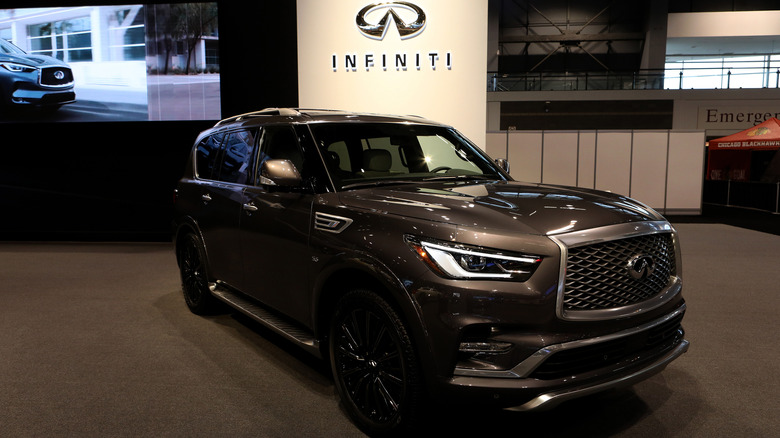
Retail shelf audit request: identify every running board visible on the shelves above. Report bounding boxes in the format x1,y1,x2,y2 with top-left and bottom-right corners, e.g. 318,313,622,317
210,284,322,358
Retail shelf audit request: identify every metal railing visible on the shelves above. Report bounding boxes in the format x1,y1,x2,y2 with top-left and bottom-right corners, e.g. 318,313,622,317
488,66,780,92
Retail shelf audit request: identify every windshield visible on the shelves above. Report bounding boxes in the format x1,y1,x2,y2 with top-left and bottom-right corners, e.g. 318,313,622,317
310,123,506,190
0,39,26,55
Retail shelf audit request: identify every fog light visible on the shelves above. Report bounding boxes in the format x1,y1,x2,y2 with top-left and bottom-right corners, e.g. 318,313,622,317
459,341,512,353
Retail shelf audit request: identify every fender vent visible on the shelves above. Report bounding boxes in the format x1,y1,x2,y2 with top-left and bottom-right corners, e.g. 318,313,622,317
314,212,353,234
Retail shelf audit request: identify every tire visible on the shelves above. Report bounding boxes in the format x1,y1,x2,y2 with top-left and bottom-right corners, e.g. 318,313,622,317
177,233,220,315
329,289,423,436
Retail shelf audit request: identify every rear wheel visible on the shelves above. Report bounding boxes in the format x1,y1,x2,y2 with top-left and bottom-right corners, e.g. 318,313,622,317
177,233,220,314
329,289,423,436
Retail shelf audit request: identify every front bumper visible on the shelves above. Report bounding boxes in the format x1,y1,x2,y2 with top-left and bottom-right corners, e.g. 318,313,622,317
433,305,689,409
11,87,76,106
507,338,689,411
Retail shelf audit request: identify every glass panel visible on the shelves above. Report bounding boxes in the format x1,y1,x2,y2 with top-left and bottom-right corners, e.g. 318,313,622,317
259,127,304,172
218,130,256,184
196,133,225,180
68,49,92,62
29,37,52,52
325,141,351,172
67,33,92,49
124,46,145,60
124,27,145,45
62,17,90,33
418,135,483,174
310,123,501,189
28,23,52,37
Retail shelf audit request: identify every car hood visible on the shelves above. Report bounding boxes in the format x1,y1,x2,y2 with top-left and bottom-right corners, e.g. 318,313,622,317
0,53,70,68
337,180,664,236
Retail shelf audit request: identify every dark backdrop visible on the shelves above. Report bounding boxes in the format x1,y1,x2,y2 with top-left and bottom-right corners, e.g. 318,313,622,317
0,1,299,240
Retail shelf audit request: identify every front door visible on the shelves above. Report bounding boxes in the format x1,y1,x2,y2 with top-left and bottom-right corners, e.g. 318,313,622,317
237,125,315,325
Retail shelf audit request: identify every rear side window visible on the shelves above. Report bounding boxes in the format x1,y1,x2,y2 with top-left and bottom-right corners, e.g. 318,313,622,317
195,133,225,180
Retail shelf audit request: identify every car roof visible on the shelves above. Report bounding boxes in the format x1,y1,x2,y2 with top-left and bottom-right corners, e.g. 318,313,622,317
211,108,446,130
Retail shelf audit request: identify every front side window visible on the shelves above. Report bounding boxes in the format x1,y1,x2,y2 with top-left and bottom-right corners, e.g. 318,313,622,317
255,126,305,185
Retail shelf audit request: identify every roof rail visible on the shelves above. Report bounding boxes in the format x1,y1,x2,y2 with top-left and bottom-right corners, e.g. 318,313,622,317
214,108,301,126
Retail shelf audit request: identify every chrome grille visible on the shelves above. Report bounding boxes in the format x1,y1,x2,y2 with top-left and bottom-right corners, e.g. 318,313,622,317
564,233,676,311
40,67,74,87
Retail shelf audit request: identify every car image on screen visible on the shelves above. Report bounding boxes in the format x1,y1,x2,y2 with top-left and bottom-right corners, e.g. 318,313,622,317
0,38,75,114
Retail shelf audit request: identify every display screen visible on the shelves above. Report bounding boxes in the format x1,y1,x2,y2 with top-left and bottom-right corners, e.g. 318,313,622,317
0,3,220,122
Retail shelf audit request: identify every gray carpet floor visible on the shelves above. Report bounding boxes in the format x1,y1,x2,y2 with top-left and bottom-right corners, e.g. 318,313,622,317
1,223,778,437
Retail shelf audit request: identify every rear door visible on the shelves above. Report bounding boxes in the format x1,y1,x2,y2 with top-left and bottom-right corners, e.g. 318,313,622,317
189,129,258,286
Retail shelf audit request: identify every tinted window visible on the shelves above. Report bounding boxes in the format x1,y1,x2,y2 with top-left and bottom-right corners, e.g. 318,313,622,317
309,123,502,189
326,141,351,172
217,130,257,184
256,126,305,184
195,132,225,180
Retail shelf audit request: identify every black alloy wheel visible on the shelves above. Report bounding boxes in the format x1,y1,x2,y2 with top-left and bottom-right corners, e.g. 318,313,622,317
178,233,218,314
330,289,422,435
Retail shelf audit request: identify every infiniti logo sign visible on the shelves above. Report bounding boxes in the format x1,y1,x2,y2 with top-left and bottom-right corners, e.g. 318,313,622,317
53,70,65,80
627,255,656,280
356,2,426,40
332,1,451,72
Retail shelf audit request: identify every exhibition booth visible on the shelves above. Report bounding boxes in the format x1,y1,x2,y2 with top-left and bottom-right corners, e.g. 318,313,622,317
706,117,780,181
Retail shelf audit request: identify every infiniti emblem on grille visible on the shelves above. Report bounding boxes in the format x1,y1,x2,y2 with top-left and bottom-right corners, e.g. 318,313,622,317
627,255,655,280
356,2,426,40
53,70,65,80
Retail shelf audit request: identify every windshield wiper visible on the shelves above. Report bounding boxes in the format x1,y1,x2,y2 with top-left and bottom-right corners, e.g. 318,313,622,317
340,180,420,190
421,174,498,182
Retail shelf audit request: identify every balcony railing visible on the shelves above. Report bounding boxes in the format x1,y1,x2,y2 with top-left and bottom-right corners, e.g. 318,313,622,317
489,66,780,92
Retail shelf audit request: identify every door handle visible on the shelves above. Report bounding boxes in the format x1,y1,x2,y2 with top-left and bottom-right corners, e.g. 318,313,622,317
243,202,258,212
201,193,212,202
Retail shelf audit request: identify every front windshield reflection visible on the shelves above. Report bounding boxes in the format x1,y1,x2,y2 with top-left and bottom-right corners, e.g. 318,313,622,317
309,123,505,190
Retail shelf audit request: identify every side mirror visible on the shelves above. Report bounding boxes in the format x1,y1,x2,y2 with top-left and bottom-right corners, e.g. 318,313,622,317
495,158,510,174
258,159,302,187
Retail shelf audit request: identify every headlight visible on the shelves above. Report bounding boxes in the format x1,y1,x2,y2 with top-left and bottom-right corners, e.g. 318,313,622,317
0,62,37,73
406,236,542,281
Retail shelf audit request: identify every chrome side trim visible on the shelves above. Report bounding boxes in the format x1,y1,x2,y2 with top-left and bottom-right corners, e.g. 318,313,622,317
506,339,689,412
454,304,686,379
549,220,682,321
551,220,673,248
314,212,353,233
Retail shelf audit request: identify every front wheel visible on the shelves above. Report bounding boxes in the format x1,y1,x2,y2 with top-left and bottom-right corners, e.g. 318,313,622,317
329,289,423,436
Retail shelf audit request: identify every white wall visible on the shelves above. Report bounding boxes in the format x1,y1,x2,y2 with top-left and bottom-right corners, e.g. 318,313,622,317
297,0,488,147
487,130,706,214
668,11,780,38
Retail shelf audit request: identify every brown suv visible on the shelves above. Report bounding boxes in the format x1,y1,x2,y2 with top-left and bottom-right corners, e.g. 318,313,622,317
173,108,688,435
